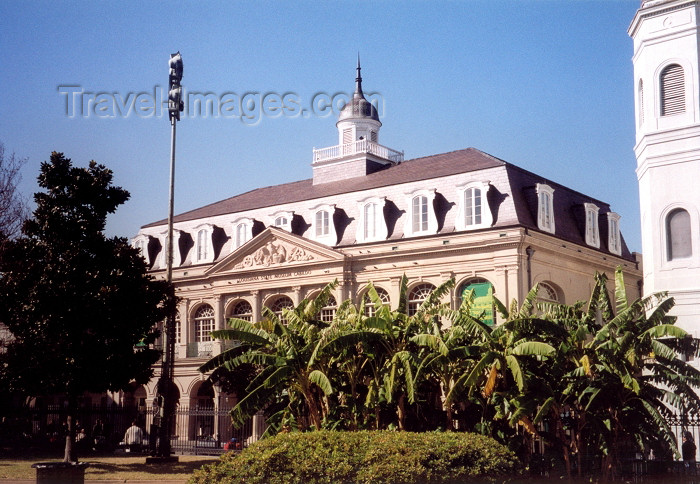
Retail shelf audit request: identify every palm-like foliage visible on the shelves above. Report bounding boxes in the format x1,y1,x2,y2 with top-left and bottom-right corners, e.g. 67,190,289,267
198,281,338,432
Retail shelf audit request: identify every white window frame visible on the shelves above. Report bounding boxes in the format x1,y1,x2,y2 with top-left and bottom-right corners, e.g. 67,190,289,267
193,223,215,263
231,218,254,252
607,212,622,256
270,211,294,232
158,229,182,268
131,234,151,265
660,63,685,116
536,184,555,234
229,299,253,322
356,196,388,243
194,304,215,343
405,189,437,237
584,203,600,248
456,181,492,231
309,203,336,245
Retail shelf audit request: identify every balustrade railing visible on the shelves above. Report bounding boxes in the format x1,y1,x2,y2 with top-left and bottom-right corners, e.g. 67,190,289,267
313,140,403,163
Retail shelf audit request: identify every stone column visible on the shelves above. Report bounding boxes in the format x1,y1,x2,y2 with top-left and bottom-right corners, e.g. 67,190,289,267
251,290,261,322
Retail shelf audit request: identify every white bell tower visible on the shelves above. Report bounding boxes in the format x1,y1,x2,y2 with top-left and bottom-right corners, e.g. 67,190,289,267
629,0,700,333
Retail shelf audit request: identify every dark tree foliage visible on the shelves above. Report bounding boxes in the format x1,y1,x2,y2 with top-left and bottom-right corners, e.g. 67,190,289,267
0,152,170,462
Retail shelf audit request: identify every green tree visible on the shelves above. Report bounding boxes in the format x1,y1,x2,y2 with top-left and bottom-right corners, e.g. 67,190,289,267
200,281,338,433
0,152,169,462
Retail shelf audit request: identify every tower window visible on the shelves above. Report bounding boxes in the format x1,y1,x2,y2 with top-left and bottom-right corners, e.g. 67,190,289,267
667,208,692,260
661,64,685,116
638,79,644,126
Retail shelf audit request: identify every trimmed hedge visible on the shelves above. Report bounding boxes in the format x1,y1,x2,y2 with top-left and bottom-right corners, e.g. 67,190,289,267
188,430,521,484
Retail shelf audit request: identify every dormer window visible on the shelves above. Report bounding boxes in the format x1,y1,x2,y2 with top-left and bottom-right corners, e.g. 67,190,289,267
316,211,329,236
584,203,600,248
310,203,337,245
607,212,621,255
158,229,182,268
456,181,493,231
536,183,555,234
357,196,387,243
270,211,293,232
131,234,151,265
405,189,437,237
193,223,215,263
232,218,254,252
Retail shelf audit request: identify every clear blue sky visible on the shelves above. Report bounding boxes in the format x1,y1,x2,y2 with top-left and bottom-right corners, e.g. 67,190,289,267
0,0,644,252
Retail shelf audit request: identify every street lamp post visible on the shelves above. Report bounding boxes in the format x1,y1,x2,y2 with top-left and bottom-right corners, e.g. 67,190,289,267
148,51,184,463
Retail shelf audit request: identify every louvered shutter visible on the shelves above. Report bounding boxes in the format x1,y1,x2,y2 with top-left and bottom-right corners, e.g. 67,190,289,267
661,64,685,116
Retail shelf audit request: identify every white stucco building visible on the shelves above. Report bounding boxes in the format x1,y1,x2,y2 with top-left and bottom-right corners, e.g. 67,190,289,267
630,0,700,333
127,61,642,420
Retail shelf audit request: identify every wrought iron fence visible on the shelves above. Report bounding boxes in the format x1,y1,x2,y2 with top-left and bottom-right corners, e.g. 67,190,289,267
0,402,258,456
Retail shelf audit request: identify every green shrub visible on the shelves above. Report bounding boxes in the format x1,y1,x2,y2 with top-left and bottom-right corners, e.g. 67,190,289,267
189,430,521,484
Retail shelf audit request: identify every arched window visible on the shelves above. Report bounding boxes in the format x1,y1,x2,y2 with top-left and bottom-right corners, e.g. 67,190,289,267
194,305,215,343
230,300,253,322
459,279,495,326
363,287,390,316
667,208,692,260
408,283,436,316
538,282,559,303
661,64,685,116
267,296,294,323
320,295,337,323
638,79,644,126
236,223,248,248
357,197,387,243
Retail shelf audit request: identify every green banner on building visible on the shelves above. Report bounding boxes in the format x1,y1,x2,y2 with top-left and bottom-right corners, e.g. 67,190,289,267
462,282,494,326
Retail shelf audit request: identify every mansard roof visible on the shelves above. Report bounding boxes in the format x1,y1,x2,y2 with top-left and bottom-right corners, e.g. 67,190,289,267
143,148,504,228
141,147,633,260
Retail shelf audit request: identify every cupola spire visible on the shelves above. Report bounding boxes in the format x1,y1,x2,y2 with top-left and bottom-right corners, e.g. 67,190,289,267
355,53,363,97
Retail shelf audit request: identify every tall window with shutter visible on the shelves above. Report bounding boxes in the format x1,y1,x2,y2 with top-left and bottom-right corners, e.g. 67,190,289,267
661,64,685,116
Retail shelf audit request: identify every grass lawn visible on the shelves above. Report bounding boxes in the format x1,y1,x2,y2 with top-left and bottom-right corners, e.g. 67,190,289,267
0,454,219,481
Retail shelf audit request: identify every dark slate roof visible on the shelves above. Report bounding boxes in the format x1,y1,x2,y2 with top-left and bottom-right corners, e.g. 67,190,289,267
142,147,634,260
143,148,505,227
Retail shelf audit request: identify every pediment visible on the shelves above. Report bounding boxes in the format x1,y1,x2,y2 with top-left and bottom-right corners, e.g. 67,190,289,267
206,226,346,275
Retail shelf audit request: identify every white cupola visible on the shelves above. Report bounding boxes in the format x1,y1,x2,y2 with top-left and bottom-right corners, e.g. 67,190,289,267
336,56,382,146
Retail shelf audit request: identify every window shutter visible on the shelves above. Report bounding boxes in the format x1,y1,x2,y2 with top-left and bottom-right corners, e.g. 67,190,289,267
661,64,685,116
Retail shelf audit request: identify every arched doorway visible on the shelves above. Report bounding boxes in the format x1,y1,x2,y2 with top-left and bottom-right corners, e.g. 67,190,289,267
189,380,215,440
